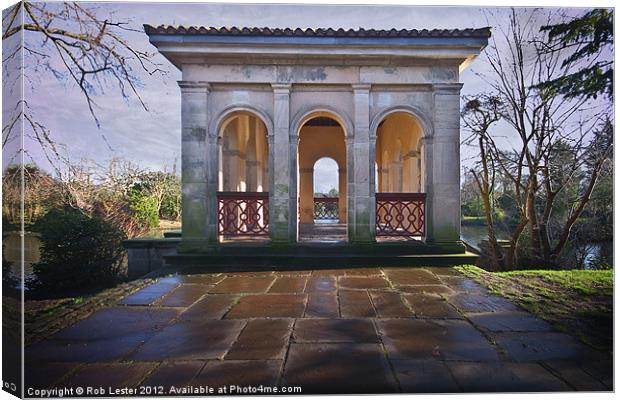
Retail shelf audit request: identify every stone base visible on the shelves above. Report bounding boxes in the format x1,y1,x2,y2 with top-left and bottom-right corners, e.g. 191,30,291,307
176,239,219,253
123,238,181,279
424,240,467,254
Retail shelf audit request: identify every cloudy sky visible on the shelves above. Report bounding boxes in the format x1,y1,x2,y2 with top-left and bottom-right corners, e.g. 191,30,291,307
2,1,601,192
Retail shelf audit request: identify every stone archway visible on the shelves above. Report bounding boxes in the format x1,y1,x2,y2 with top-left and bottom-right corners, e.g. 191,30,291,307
375,111,426,240
217,111,270,241
297,114,347,242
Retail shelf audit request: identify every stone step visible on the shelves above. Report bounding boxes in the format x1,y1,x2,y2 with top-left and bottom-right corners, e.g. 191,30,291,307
164,251,478,270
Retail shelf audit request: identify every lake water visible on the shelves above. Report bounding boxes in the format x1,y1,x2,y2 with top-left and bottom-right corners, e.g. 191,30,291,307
3,231,40,285
461,224,613,269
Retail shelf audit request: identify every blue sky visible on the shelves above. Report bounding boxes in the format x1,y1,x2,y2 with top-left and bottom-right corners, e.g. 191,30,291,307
3,2,604,192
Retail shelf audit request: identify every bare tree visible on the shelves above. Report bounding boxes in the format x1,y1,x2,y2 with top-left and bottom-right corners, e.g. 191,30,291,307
461,95,506,270
2,2,164,170
463,8,613,269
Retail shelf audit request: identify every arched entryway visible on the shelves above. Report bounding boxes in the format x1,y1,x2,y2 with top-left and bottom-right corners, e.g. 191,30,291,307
375,111,426,241
297,113,347,242
217,111,269,241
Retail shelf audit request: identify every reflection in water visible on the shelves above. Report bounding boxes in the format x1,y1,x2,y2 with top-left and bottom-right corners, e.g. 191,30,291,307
461,224,613,269
3,231,40,279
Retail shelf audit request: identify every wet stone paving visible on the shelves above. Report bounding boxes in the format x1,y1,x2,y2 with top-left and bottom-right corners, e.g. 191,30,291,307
25,267,612,394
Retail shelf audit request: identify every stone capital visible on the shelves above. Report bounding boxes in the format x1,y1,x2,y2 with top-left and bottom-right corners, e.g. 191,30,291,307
432,83,463,94
352,83,372,92
178,81,210,92
272,83,292,94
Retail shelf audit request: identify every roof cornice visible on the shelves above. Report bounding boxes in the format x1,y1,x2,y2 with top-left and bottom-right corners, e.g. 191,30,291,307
143,25,492,38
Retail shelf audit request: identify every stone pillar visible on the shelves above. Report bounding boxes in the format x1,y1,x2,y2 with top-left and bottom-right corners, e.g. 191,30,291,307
299,167,314,224
338,167,347,223
270,83,296,243
348,84,375,243
405,150,421,192
427,83,464,250
245,127,258,191
178,81,217,252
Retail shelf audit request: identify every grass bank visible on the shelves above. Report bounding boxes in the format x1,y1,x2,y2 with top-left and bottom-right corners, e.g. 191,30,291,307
455,265,613,353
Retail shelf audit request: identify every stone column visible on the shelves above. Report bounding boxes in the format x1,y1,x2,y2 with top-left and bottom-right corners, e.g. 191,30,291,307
298,167,314,224
338,167,347,223
270,83,296,243
404,150,421,192
178,81,218,252
348,84,375,243
427,83,464,250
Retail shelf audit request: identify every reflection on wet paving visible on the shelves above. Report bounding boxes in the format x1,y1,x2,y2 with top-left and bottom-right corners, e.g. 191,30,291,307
24,267,612,393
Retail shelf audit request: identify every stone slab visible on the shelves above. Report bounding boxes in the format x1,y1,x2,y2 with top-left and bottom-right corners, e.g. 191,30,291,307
339,276,390,289
293,319,378,343
282,343,398,394
404,293,461,319
60,362,157,389
179,294,238,320
447,361,570,392
439,276,488,293
344,268,382,276
226,294,307,318
130,319,245,361
158,284,208,307
339,290,375,318
384,269,442,285
493,332,597,362
378,319,499,361
140,361,205,387
209,276,275,293
391,360,460,393
25,308,179,363
51,308,178,342
192,360,282,388
466,311,553,332
225,318,293,360
268,277,307,293
304,293,340,318
447,293,520,313
543,360,610,391
178,274,225,285
396,284,455,295
305,276,337,292
370,291,413,318
119,281,179,306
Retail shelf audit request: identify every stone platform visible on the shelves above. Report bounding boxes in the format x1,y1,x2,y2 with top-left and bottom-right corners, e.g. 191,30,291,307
125,234,477,277
24,267,612,394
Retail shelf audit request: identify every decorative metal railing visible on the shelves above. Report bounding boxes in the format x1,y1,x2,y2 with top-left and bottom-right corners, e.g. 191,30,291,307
217,192,269,236
376,193,425,237
313,197,339,220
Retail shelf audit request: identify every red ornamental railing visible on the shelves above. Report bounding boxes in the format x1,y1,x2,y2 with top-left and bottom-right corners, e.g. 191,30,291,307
376,193,426,237
218,192,269,236
313,197,339,220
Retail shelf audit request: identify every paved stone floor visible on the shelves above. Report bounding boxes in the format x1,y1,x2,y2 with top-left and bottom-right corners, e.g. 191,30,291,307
25,267,612,394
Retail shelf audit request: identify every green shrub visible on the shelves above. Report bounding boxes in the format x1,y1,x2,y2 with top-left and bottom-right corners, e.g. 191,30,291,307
32,208,126,293
129,187,159,229
160,191,181,220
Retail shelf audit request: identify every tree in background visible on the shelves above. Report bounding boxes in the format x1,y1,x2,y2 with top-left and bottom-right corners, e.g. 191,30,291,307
2,164,64,227
462,9,613,270
537,9,613,100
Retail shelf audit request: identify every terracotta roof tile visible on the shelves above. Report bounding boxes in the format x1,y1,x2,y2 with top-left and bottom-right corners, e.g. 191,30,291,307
143,24,491,38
